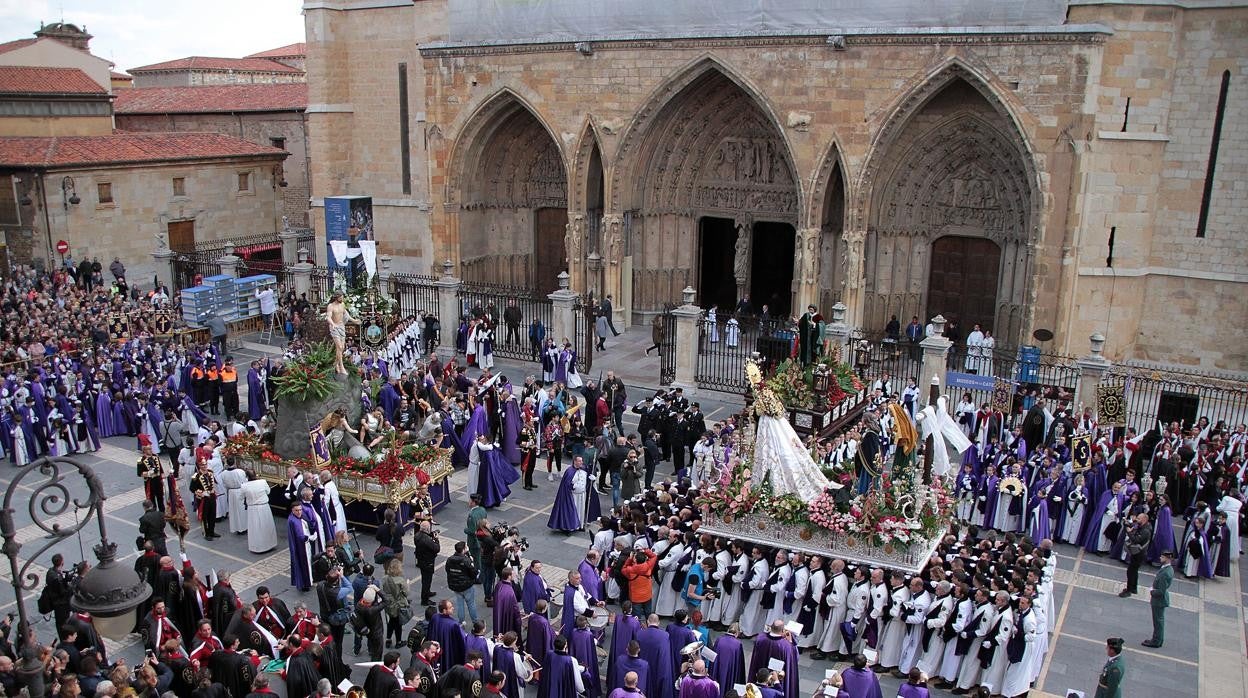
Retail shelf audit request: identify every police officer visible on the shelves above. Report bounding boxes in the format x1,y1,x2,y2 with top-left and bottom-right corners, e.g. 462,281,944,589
1094,637,1125,698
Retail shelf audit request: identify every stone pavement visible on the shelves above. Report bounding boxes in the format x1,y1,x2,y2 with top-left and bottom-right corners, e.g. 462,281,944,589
0,329,1236,696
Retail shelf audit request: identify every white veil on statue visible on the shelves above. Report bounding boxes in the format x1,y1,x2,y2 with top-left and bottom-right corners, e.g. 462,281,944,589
745,361,837,500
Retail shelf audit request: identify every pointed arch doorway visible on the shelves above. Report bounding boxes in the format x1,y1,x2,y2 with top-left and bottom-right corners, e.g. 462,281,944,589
927,235,1000,333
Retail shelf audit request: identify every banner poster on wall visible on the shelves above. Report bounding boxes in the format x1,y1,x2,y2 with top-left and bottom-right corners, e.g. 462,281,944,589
324,196,374,287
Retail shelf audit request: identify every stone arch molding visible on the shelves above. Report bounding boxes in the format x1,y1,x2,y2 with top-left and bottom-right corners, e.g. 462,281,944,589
610,54,803,217
569,116,607,215
852,57,1041,240
807,135,852,230
854,58,1042,344
444,87,569,210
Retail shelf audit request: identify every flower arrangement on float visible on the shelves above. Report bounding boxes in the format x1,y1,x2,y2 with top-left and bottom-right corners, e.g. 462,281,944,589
766,358,864,411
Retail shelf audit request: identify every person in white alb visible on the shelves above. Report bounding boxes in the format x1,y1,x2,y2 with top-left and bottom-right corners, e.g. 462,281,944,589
256,285,277,329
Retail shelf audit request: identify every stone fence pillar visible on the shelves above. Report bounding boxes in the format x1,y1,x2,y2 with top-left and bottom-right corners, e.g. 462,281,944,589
548,271,578,347
217,241,240,278
823,301,850,362
435,259,462,362
920,314,952,393
279,228,301,267
290,255,313,297
152,248,175,293
1076,332,1112,413
379,254,394,296
671,286,702,389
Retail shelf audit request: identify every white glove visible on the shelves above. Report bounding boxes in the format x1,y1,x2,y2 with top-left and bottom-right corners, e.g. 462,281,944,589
982,640,992,649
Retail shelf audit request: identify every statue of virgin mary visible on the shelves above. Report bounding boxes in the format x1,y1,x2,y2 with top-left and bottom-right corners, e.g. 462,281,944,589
745,360,838,500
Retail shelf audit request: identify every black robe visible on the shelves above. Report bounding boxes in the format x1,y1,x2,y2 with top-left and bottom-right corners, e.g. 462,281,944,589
207,649,255,698
210,583,240,634
364,664,402,698
252,598,291,639
438,664,480,698
285,650,321,698
225,615,277,657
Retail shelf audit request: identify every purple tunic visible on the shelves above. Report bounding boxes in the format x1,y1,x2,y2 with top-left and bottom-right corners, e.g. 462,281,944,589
636,626,672,698
492,645,524,698
522,568,551,614
538,652,582,698
525,614,554,677
897,684,930,698
839,667,883,698
548,467,587,532
502,398,523,464
246,368,266,421
666,623,697,679
613,656,649,696
493,580,523,641
287,514,313,591
481,446,519,508
606,614,641,693
430,613,468,674
748,633,798,698
678,676,719,698
466,634,493,678
578,560,603,601
708,635,744,694
569,627,601,698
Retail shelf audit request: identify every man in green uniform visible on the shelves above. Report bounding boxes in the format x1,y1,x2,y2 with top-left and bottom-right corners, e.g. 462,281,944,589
1143,550,1174,648
464,493,487,570
1094,637,1125,698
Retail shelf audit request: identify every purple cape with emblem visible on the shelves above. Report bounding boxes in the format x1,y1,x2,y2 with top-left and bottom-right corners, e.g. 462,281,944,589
840,666,883,698
569,627,601,698
247,369,266,421
748,632,799,698
430,613,468,674
636,626,672,698
493,580,523,640
1082,490,1119,552
1147,505,1176,563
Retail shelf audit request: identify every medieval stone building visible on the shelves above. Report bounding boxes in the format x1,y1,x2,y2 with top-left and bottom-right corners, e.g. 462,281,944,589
304,0,1247,372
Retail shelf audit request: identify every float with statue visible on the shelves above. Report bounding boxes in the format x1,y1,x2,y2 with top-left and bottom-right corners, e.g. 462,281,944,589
699,359,971,574
225,281,454,530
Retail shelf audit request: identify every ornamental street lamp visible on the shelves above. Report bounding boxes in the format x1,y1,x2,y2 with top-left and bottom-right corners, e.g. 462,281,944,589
0,456,152,696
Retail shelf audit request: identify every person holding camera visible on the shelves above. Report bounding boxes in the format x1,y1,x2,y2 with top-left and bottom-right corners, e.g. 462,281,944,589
351,564,381,655
353,586,387,661
413,521,442,606
476,519,503,607
1120,512,1153,598
622,548,658,619
316,566,351,660
447,541,482,624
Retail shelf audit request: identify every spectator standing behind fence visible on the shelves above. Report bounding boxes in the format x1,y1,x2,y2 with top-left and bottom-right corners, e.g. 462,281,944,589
646,315,664,356
504,299,523,346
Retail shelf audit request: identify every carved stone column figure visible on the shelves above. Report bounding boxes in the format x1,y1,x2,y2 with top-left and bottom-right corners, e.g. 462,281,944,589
794,227,821,312
564,213,586,293
732,218,752,301
600,213,624,321
841,229,867,327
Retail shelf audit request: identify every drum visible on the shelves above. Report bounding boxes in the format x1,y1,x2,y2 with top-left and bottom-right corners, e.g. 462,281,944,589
588,607,611,629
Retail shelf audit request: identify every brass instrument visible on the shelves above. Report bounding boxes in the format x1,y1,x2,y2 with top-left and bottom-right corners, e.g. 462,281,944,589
561,402,582,433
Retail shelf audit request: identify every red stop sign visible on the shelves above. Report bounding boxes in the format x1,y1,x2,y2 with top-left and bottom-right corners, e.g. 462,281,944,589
55,240,69,254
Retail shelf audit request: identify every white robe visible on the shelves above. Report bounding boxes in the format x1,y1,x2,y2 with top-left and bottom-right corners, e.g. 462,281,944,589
818,575,854,654
1096,497,1121,554
703,550,733,624
979,607,1014,694
956,605,996,690
898,591,931,673
241,479,277,553
1002,609,1040,696
467,441,492,502
725,319,740,347
322,480,348,534
655,542,688,617
1059,492,1087,544
799,569,827,649
220,467,249,533
1217,495,1242,559
937,598,974,682
208,450,228,516
783,565,809,624
738,559,770,637
763,564,793,628
720,553,750,625
877,586,911,668
915,594,954,677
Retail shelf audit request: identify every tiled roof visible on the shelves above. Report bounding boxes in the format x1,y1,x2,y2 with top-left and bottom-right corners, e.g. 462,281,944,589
111,71,133,80
0,38,38,55
128,56,303,74
0,66,107,95
113,83,307,114
245,43,306,59
0,132,287,168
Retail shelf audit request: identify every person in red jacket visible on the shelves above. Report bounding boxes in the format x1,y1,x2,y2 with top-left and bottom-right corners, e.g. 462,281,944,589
622,549,658,619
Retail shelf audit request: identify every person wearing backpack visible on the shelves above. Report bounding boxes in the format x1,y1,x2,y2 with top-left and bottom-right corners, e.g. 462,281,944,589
382,558,412,649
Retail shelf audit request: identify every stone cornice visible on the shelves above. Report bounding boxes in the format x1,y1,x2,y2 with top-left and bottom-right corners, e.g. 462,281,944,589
420,25,1110,57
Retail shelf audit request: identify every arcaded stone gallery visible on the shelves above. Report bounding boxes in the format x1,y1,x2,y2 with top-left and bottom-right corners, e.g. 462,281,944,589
304,0,1247,371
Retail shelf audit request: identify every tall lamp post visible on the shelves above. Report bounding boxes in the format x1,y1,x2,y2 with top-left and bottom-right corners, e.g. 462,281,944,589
0,457,152,696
